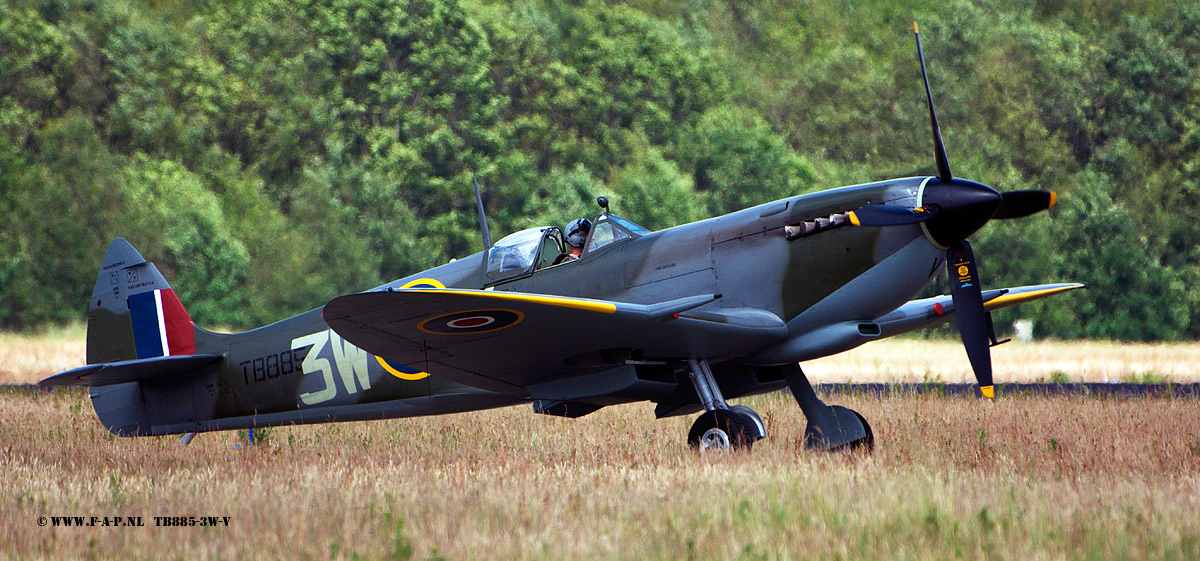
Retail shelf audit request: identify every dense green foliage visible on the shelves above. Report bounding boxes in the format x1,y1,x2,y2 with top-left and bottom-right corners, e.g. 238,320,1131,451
1,0,1198,340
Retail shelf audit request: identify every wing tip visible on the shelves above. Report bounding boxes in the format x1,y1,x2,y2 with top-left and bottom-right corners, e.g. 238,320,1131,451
983,283,1086,310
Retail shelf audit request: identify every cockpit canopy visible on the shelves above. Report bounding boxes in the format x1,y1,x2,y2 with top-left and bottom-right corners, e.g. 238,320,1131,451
487,227,562,277
584,215,648,253
484,214,649,281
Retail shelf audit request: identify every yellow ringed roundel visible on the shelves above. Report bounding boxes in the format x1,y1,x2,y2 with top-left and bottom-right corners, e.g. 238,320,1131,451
418,309,525,335
378,278,441,380
400,278,446,289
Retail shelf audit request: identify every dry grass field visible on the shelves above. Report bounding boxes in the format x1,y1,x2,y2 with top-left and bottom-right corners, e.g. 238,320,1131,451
0,324,87,385
801,338,1200,384
3,331,1200,560
5,326,1199,385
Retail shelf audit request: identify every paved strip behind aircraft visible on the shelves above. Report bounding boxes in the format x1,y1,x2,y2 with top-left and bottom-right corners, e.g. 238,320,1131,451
43,24,1083,452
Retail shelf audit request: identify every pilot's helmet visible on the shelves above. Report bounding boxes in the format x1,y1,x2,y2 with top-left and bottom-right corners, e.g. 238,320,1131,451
566,218,592,248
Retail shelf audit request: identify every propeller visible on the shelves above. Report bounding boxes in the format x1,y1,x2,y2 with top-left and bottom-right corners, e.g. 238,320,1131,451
915,22,952,184
837,25,1060,398
775,25,1064,395
910,22,1001,398
873,23,1060,398
994,190,1057,219
946,239,994,398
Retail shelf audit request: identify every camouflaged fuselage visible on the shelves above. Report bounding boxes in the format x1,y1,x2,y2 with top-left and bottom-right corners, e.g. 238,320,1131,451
87,177,947,436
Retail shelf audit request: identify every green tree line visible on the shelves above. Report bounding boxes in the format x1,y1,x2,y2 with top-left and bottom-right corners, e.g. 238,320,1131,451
1,0,1198,340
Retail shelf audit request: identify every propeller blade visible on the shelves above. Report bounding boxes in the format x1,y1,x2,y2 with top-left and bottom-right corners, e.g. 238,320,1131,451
848,205,938,227
914,22,952,183
993,190,1056,219
947,240,994,398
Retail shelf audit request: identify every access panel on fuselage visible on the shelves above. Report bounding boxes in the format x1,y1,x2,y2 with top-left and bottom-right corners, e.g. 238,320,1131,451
711,230,790,314
621,225,717,305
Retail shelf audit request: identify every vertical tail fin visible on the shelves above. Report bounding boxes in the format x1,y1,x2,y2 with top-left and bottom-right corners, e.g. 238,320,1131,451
87,239,196,364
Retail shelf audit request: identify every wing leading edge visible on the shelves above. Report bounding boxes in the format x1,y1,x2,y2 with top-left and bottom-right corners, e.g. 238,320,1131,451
747,283,1086,364
323,289,789,395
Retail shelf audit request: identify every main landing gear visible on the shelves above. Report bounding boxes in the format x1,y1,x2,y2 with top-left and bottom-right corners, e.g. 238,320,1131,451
684,360,873,453
782,364,873,452
685,359,766,451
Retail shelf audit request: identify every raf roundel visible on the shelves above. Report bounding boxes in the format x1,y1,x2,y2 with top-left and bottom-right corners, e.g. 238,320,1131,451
446,316,494,329
419,309,523,335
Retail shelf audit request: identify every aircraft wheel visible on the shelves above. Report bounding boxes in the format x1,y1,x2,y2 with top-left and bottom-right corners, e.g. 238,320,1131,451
688,409,762,452
850,409,875,452
802,405,875,452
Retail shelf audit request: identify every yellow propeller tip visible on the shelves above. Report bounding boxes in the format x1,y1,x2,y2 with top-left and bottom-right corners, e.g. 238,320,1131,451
980,385,995,399
848,211,861,226
1049,192,1057,209
913,22,919,33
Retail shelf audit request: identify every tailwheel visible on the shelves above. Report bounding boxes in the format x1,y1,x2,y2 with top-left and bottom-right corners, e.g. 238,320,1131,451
687,407,765,452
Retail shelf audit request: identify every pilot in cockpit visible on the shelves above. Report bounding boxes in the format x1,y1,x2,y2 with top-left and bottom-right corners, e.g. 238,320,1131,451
553,218,591,265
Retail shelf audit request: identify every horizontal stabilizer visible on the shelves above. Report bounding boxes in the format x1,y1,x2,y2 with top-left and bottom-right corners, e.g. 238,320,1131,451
39,354,222,387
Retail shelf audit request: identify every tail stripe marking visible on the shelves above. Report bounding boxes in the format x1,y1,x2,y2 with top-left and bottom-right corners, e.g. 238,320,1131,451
129,291,164,358
154,290,170,357
128,289,195,358
159,288,196,356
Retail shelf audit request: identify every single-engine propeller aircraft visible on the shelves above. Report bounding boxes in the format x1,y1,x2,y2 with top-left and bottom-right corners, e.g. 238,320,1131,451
43,24,1082,452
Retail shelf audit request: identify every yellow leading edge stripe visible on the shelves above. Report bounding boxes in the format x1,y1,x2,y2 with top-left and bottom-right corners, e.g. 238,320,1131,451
978,284,1081,400
983,285,1082,310
402,289,618,314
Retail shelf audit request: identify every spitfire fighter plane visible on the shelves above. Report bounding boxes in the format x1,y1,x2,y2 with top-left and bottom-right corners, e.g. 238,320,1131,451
43,25,1082,451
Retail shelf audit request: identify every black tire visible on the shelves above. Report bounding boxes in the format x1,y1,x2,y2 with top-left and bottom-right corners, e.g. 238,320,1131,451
687,409,760,452
802,405,875,453
848,408,875,452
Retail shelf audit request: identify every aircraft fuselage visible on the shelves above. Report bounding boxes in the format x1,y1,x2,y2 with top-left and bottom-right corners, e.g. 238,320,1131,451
91,177,946,436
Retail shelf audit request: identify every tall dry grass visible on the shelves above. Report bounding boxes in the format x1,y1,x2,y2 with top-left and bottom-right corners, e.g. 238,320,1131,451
5,331,1200,559
2,387,1199,560
7,330,1199,384
0,324,86,385
803,338,1200,383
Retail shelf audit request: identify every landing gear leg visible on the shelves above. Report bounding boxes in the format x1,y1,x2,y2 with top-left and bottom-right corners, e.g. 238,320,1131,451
783,364,873,452
685,359,766,451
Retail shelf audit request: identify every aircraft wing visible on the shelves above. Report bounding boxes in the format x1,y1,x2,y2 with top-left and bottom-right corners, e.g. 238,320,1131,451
747,283,1085,364
323,289,788,395
876,282,1086,334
